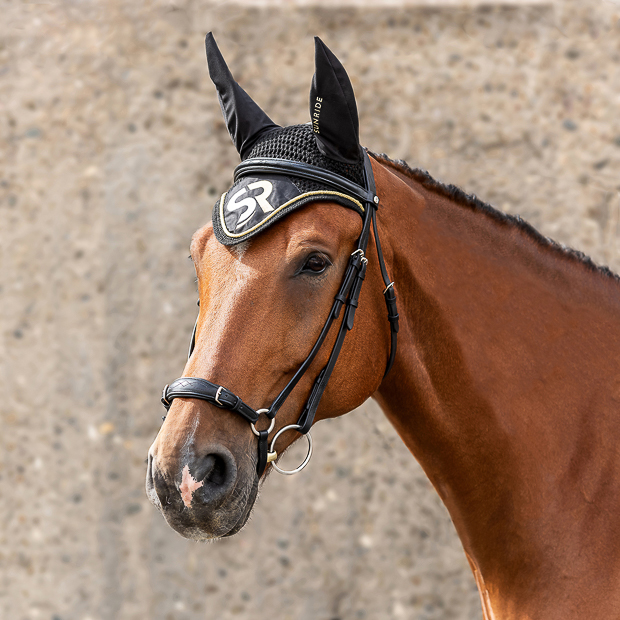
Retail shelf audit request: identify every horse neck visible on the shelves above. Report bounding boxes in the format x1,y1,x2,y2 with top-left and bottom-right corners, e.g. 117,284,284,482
372,159,620,618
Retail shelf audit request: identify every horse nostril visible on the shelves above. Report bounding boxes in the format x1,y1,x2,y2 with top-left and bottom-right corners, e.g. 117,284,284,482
182,447,238,507
204,454,227,486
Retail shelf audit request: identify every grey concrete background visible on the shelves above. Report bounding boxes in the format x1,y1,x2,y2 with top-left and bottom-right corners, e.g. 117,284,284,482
2,1,620,619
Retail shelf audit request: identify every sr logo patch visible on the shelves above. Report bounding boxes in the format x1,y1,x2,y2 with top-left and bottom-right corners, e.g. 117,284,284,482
227,180,274,228
219,175,302,238
215,172,364,244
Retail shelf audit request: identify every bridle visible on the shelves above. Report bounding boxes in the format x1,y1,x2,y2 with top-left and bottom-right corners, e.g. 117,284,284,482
161,149,399,477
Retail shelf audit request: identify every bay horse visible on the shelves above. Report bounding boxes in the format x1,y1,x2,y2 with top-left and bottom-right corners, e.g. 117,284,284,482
147,34,620,619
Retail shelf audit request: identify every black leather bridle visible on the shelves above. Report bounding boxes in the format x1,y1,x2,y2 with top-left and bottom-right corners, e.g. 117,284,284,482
161,150,399,477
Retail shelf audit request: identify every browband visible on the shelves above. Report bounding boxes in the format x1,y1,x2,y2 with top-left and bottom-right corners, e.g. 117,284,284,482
234,158,375,204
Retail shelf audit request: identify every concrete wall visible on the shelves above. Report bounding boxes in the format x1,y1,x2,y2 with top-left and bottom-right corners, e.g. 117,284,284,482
2,1,619,619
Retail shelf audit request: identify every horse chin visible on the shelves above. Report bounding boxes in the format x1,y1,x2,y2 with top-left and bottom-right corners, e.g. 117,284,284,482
218,475,259,538
156,473,259,542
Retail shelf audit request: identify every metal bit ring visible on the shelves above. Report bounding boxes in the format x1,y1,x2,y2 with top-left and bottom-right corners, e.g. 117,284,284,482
269,424,313,475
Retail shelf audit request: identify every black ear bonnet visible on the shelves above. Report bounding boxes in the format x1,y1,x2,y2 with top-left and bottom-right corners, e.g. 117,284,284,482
212,125,367,245
206,33,370,246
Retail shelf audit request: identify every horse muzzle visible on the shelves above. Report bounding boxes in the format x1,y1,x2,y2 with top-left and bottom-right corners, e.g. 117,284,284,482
146,443,258,540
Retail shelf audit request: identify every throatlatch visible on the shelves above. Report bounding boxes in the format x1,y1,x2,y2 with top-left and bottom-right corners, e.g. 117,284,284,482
161,34,399,477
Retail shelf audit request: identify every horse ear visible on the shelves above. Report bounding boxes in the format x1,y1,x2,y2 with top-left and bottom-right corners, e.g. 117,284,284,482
309,37,361,164
205,33,280,159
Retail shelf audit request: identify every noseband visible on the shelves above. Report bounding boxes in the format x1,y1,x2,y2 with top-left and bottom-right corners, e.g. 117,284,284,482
161,150,399,477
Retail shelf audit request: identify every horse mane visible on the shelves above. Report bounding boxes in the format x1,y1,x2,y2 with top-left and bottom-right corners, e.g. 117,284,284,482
372,152,620,284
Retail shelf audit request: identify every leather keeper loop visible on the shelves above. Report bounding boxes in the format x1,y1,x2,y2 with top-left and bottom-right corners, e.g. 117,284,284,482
345,262,367,330
384,286,399,333
333,261,358,319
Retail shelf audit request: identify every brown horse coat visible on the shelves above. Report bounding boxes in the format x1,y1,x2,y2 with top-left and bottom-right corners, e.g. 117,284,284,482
149,155,620,618
148,34,620,619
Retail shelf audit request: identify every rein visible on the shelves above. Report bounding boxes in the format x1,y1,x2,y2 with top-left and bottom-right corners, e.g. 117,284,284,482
161,150,399,477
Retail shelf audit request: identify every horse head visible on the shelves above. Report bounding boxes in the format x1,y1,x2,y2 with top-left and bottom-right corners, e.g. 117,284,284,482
146,34,397,540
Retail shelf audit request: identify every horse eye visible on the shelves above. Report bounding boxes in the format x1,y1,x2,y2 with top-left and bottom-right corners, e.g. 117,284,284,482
302,254,328,274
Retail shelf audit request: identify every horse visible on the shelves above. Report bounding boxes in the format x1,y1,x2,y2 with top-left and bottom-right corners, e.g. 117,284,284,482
147,34,620,619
